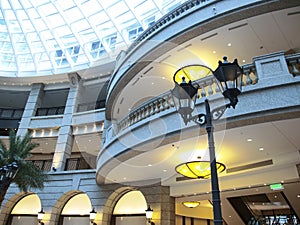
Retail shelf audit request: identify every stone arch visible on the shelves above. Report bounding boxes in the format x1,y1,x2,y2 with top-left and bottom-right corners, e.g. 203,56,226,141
0,191,36,225
49,190,85,225
101,186,137,225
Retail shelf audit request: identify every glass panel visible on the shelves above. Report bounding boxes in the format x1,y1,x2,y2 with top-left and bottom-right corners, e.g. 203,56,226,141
11,215,37,225
62,216,89,225
0,0,187,76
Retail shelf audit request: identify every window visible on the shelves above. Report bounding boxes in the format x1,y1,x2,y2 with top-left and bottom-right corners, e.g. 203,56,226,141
67,45,80,63
91,41,106,59
128,26,143,41
105,34,117,50
55,49,68,66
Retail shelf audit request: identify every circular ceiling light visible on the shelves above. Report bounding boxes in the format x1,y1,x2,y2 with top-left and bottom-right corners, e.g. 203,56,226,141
175,161,226,179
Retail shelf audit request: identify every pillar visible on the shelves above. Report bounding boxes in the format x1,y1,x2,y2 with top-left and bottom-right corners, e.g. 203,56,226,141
17,83,44,137
52,73,82,171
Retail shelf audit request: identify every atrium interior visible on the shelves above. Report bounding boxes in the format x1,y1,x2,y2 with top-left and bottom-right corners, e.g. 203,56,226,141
0,0,300,225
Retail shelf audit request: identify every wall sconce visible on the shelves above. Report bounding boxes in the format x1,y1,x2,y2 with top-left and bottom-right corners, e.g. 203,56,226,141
37,208,45,225
145,205,155,225
90,208,97,225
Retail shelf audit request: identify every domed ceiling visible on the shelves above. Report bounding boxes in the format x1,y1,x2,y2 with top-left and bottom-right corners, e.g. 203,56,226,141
0,0,185,77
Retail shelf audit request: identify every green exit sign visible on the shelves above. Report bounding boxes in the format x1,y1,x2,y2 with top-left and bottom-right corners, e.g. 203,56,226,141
270,183,284,190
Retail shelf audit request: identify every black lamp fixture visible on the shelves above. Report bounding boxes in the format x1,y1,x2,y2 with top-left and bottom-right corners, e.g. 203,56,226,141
171,57,243,225
0,162,19,203
213,56,243,108
90,208,97,225
145,205,155,225
0,162,19,181
37,208,45,225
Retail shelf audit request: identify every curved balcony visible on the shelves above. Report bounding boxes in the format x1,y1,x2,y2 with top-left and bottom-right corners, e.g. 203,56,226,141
106,0,300,119
97,51,300,184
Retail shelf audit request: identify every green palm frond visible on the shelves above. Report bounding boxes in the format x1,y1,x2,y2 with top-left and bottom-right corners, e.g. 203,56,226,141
13,162,48,192
0,130,48,192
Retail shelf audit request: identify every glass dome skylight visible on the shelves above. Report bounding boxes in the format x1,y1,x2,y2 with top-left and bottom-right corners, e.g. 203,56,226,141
0,0,186,77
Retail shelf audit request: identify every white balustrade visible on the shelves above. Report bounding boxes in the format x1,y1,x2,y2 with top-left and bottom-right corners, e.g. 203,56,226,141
106,53,299,141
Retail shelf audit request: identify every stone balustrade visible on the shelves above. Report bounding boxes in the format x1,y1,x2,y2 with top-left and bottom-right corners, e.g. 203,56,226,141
106,52,300,142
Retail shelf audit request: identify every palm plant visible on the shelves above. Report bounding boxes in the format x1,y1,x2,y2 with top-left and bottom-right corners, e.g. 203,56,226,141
0,130,48,206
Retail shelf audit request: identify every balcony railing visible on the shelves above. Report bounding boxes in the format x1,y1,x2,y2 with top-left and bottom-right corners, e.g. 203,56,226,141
27,157,96,172
36,106,65,116
77,100,106,112
29,159,52,172
106,52,300,141
115,64,258,135
65,157,96,171
0,108,23,119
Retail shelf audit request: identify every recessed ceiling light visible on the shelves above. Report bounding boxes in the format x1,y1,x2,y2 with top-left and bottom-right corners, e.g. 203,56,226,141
227,43,232,47
162,77,165,79
163,169,167,172
259,147,264,151
242,59,246,63
297,194,300,198
123,177,127,180
247,138,253,142
213,50,216,54
148,164,152,167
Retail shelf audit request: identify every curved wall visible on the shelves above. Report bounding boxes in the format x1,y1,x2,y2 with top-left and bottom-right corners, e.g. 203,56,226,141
105,0,300,119
98,51,300,184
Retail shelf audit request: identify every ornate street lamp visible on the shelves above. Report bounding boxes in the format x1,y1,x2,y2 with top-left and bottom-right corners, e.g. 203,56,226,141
171,57,243,225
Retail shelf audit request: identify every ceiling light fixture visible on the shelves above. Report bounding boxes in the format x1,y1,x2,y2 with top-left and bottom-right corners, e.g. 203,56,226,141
182,201,200,208
175,161,226,179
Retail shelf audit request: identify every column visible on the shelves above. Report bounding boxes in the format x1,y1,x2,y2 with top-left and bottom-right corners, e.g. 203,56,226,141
141,184,175,225
17,83,44,137
52,73,81,171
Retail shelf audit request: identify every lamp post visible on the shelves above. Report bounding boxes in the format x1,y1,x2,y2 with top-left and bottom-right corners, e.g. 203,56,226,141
171,57,243,225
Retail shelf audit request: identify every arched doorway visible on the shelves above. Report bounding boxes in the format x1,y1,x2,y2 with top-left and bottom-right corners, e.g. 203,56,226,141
112,190,147,225
59,193,92,225
8,193,41,225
